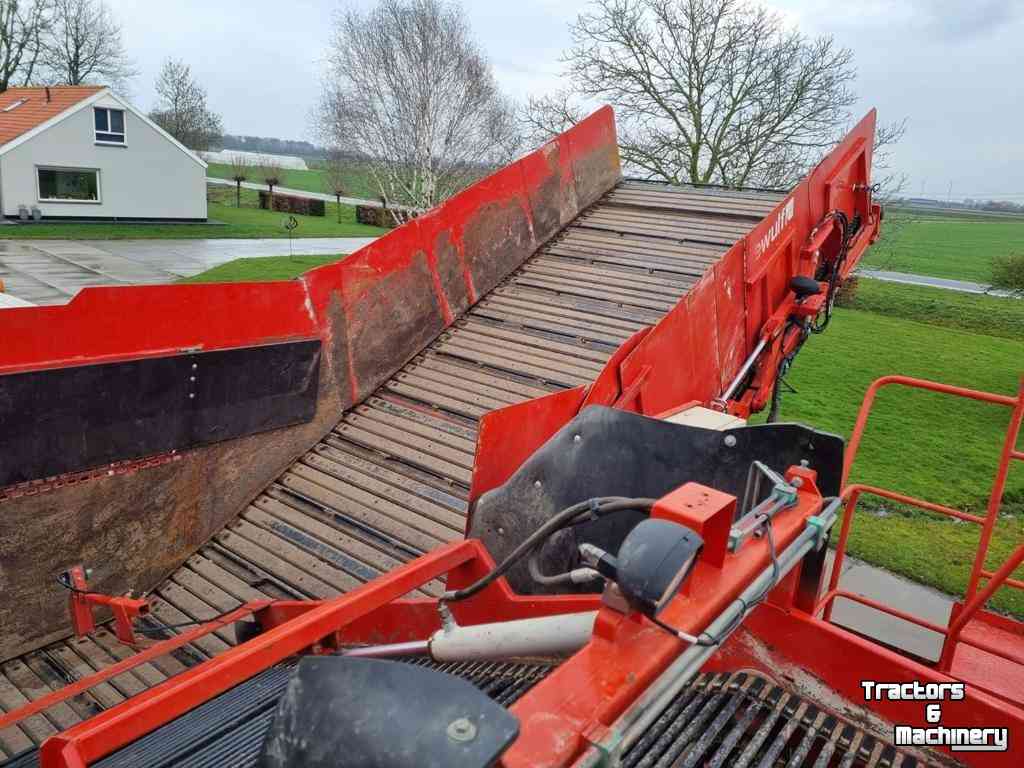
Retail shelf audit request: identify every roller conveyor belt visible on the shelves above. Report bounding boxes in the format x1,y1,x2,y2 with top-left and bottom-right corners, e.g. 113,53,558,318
0,180,786,758
4,669,933,768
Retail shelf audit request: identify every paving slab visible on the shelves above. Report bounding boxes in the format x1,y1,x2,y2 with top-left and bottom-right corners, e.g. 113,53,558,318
0,236,377,305
826,550,954,662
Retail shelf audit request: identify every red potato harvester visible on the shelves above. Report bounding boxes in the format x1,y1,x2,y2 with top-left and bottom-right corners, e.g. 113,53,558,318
0,105,1021,768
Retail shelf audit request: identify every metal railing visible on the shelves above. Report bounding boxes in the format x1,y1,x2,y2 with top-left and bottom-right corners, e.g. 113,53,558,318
815,375,1024,673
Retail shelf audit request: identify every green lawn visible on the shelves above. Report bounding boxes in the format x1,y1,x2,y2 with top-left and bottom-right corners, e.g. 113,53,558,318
843,277,1024,340
769,306,1023,613
862,211,1024,283
0,187,387,240
207,161,382,202
179,255,342,283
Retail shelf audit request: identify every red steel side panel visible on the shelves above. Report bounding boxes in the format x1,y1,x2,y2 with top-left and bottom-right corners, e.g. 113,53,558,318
467,385,588,508
712,243,748,393
300,109,620,406
0,282,318,375
565,106,621,210
614,267,729,417
580,327,650,410
0,106,620,392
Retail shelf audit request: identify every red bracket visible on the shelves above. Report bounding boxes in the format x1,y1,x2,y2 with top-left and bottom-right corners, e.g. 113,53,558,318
65,565,150,645
652,482,735,568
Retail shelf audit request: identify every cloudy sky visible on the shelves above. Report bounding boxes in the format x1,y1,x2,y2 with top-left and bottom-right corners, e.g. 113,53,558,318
106,0,1023,201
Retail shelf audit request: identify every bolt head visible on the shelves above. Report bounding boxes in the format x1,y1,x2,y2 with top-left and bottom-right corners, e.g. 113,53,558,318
447,717,477,742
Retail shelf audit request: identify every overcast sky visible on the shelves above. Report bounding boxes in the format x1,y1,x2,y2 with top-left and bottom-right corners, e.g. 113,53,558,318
106,0,1023,201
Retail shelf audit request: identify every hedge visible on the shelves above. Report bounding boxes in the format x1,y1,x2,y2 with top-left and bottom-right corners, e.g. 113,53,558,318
258,191,325,217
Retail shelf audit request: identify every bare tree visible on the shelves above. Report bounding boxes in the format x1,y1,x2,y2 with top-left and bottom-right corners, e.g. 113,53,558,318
39,0,135,92
0,0,51,91
149,58,223,151
524,0,865,189
257,158,284,208
321,149,348,223
315,0,521,221
228,153,249,208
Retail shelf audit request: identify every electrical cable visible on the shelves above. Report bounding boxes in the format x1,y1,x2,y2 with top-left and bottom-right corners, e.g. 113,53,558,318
55,573,250,637
442,496,656,602
766,322,808,423
651,513,780,648
55,573,99,596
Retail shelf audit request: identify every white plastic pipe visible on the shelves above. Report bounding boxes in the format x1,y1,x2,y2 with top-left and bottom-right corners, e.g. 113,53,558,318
429,611,598,662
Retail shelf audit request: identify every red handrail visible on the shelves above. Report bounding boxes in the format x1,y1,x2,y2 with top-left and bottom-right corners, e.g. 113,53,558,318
940,542,1024,670
822,374,1024,672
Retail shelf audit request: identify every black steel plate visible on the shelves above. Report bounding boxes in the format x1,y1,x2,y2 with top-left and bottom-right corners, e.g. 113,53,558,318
0,340,320,486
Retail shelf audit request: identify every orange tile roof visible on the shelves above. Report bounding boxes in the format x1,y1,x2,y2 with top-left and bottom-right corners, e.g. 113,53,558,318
0,86,105,148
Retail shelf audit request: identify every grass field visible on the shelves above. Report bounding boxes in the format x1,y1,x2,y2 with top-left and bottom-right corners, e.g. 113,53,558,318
0,187,387,240
844,277,1024,340
862,210,1024,283
207,162,382,201
179,254,341,283
769,304,1023,614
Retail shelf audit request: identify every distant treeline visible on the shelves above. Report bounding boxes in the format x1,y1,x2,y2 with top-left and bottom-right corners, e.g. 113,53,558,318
895,197,1024,214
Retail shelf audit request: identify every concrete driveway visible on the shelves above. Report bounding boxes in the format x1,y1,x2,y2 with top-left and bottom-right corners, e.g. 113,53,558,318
0,237,377,305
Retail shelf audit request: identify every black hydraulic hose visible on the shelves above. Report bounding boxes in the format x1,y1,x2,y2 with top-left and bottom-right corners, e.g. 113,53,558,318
443,497,656,602
811,210,851,334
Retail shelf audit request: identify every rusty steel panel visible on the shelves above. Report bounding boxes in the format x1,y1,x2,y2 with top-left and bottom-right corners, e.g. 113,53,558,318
0,108,624,666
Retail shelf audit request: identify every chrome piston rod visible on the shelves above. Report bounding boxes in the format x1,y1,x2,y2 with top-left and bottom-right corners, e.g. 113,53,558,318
719,337,768,403
343,611,598,663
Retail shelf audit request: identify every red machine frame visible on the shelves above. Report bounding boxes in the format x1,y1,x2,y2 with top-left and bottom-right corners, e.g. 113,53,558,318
4,103,1020,765
820,375,1024,681
8,375,1023,768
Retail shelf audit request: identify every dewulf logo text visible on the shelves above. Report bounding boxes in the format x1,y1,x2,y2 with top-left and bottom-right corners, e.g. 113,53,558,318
754,197,795,257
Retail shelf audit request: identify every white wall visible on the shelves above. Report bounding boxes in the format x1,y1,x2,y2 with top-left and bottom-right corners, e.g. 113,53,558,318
0,96,207,220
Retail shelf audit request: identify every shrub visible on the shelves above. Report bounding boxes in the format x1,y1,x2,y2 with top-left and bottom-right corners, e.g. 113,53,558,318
834,275,859,307
355,204,415,228
991,253,1024,292
258,191,325,217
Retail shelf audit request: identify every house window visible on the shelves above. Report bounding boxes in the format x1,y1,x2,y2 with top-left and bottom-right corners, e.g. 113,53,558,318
94,107,125,144
38,167,100,202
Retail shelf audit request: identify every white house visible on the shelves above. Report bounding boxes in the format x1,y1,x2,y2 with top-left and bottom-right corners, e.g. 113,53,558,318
0,86,207,221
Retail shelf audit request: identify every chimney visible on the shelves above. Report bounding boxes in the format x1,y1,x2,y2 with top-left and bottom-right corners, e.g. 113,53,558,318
45,86,51,102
